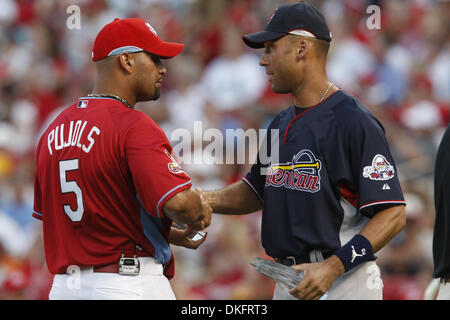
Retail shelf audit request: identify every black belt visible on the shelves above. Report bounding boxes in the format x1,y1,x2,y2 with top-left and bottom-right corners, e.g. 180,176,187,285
91,245,151,274
275,250,333,267
440,277,450,284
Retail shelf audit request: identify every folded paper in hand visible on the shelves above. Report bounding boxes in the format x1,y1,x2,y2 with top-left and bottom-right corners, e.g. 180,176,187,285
250,256,304,289
172,222,205,241
250,256,329,300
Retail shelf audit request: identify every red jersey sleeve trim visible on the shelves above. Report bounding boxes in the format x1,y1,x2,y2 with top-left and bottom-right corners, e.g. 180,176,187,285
32,210,43,220
359,200,406,210
156,180,192,219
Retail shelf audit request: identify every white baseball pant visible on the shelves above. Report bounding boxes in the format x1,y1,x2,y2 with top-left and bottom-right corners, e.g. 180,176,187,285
436,281,450,300
273,261,383,300
49,257,176,300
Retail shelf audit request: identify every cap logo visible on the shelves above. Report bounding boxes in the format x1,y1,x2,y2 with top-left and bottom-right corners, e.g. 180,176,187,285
145,22,157,36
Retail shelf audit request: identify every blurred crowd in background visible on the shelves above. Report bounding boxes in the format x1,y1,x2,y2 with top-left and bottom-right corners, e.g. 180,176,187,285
0,0,448,300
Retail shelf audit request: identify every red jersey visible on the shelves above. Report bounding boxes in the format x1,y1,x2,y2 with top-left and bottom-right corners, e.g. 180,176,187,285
33,96,192,279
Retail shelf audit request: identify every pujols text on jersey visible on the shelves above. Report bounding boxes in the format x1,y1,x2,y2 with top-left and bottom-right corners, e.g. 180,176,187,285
47,120,101,155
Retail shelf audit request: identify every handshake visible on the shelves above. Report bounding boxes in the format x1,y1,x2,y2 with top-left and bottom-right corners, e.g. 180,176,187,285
163,187,213,250
162,180,262,249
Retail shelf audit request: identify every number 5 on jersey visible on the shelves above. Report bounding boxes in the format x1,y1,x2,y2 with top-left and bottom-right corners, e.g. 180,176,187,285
59,159,84,222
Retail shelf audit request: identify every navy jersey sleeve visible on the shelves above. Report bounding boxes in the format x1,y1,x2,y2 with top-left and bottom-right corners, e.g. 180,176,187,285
328,105,405,218
243,161,265,203
242,117,281,204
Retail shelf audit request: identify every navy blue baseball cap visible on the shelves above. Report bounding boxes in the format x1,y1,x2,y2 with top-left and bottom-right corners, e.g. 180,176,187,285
243,1,332,49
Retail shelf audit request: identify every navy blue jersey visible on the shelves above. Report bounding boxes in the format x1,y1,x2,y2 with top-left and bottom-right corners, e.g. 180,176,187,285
433,124,450,278
243,90,405,260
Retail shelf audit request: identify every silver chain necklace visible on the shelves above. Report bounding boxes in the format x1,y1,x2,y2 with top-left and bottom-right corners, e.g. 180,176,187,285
87,93,134,109
320,82,334,102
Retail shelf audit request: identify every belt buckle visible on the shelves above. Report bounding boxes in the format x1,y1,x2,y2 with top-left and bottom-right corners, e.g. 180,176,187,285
118,251,140,276
285,256,297,266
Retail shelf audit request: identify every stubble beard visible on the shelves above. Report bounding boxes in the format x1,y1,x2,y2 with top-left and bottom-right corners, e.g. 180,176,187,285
152,87,161,100
271,81,291,94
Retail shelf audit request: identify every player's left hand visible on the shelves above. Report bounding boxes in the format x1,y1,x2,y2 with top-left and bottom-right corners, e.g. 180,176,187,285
169,226,207,249
288,255,345,300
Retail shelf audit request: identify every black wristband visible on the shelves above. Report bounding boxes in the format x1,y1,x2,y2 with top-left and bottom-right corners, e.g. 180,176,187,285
334,234,376,272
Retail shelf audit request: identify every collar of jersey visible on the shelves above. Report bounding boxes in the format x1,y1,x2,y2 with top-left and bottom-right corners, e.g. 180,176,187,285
78,96,138,110
282,90,341,144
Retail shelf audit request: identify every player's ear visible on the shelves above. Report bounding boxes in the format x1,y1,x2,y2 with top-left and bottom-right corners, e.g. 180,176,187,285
295,38,309,60
118,52,135,74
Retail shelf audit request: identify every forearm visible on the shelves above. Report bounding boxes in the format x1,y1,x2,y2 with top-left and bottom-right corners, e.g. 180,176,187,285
331,204,406,274
359,204,406,252
163,188,210,228
205,180,262,215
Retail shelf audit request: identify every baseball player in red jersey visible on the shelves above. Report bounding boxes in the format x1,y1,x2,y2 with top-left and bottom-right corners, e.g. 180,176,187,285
33,18,212,300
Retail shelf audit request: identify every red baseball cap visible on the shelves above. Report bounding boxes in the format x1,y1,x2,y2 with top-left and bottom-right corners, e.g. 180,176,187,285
92,18,184,61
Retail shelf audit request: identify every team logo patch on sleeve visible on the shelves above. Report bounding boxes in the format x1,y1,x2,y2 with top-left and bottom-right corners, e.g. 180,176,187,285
165,149,184,174
168,162,183,174
265,149,321,193
363,154,395,181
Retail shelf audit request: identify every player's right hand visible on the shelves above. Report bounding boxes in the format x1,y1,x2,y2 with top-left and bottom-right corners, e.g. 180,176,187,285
188,188,212,231
163,187,212,230
288,255,344,300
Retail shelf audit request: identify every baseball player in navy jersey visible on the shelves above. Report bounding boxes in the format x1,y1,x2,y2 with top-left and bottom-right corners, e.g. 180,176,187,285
33,18,212,300
431,124,450,299
205,2,406,300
